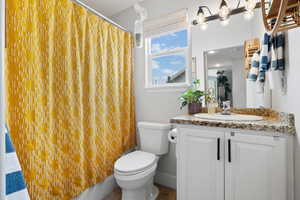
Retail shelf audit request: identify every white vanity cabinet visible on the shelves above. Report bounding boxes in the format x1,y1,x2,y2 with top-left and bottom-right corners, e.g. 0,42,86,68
177,128,224,200
176,126,294,200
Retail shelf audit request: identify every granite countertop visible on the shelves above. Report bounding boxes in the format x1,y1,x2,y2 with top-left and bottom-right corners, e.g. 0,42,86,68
170,108,296,135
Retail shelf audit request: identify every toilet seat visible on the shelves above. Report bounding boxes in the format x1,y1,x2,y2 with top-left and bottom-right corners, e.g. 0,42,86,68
114,163,157,182
114,151,157,176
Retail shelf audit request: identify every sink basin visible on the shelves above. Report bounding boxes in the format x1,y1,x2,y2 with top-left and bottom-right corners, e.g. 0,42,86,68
194,113,264,122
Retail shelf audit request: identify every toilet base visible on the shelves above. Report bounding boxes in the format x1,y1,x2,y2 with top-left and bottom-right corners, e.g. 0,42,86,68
149,186,159,200
121,182,159,200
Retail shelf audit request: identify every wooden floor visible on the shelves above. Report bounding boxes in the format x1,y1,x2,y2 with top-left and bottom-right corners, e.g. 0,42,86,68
103,185,176,200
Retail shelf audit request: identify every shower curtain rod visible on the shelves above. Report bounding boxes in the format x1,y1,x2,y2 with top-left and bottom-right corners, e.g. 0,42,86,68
71,0,132,33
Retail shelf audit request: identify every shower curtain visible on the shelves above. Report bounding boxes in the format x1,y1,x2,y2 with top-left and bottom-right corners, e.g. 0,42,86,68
5,0,136,199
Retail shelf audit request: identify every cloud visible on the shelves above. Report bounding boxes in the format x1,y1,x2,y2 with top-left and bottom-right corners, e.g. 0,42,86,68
152,60,160,69
151,43,168,53
162,69,175,74
151,43,162,53
170,60,183,65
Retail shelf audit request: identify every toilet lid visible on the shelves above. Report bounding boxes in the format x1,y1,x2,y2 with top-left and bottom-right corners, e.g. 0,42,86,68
114,151,156,174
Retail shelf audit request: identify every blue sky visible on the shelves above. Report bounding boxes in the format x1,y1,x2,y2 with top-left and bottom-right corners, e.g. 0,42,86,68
151,30,187,84
151,30,188,54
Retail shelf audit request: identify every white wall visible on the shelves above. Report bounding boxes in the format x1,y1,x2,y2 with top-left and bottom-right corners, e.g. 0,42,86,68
272,28,300,200
113,1,300,198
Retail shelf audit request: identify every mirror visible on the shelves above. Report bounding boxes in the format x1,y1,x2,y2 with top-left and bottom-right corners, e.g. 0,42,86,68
191,10,272,108
204,46,246,108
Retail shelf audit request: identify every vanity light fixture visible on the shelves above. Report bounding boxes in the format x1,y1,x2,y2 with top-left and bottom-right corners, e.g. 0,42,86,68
192,0,261,30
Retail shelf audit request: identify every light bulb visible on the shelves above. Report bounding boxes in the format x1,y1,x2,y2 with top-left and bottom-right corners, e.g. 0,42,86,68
244,0,256,21
219,5,230,19
245,0,257,11
219,0,230,19
196,7,208,30
197,12,206,24
219,0,230,25
200,23,208,30
220,18,230,26
244,10,254,20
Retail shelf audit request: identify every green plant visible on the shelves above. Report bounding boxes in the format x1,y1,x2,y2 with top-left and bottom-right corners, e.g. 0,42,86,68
216,70,231,100
180,80,205,109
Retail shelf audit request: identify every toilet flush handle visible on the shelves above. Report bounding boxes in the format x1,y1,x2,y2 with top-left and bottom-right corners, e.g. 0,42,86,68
168,128,178,144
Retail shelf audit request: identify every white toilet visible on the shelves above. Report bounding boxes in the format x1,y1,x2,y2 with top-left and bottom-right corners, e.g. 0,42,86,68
114,122,171,200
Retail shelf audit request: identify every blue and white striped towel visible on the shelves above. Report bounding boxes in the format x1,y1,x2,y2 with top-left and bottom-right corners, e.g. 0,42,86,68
5,126,30,200
248,32,285,93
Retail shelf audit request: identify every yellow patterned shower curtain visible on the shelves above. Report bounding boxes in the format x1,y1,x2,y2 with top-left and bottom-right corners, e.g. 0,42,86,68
5,0,136,199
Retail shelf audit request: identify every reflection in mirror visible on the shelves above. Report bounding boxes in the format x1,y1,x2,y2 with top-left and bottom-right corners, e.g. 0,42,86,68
205,46,246,108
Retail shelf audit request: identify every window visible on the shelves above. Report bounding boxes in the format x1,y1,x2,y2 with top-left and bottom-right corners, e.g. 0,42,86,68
146,29,190,88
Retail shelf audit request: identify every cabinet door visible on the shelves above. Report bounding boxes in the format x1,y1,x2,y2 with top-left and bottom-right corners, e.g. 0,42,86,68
177,128,224,200
225,132,287,200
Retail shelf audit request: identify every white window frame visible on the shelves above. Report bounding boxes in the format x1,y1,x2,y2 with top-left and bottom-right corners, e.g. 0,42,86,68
145,28,192,89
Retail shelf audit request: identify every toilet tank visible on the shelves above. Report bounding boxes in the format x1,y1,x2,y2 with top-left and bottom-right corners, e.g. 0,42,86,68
138,122,171,155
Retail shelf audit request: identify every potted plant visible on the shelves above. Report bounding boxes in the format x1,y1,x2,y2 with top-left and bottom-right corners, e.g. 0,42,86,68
180,80,205,115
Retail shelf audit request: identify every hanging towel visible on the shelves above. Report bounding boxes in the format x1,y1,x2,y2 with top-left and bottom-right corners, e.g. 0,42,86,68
248,50,260,81
268,32,285,91
248,32,285,93
5,126,30,200
271,32,285,71
248,50,265,93
258,33,272,83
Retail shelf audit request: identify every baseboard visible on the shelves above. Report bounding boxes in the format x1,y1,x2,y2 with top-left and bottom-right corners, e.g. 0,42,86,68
73,175,117,200
154,171,177,190
73,171,176,199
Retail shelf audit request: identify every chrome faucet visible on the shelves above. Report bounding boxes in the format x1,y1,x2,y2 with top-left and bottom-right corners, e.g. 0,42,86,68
221,101,231,115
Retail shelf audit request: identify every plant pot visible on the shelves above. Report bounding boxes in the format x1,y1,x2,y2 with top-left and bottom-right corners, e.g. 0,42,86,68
188,102,202,115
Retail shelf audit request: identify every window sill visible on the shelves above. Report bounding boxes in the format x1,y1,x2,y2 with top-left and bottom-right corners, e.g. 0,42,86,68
145,83,191,92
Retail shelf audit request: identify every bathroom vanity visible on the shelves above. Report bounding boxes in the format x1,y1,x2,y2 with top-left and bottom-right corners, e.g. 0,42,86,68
171,109,296,200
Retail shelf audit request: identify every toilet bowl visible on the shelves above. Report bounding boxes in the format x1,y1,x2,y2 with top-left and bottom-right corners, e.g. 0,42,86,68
114,122,171,200
114,151,159,200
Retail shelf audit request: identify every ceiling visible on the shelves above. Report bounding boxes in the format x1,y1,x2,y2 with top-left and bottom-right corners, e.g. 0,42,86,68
79,0,139,17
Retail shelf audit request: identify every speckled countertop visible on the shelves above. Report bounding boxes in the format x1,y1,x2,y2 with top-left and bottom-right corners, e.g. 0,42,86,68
170,108,296,135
